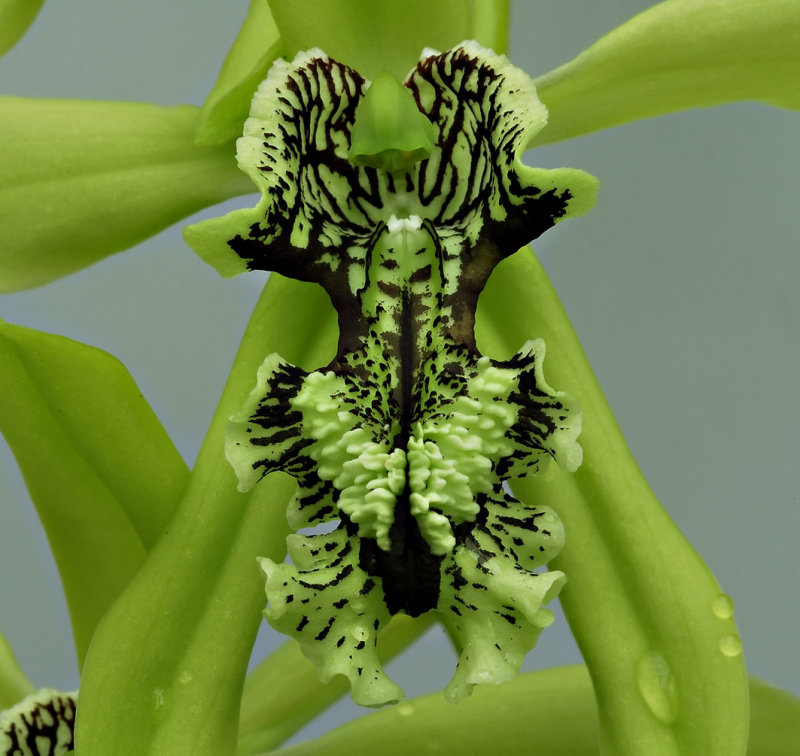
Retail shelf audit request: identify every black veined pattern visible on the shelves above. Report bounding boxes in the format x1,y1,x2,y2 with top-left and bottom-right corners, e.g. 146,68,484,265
185,41,598,705
0,689,77,756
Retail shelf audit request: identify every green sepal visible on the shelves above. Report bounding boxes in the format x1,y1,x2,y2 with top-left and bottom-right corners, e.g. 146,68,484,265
263,667,800,756
534,0,800,146
267,0,469,79
196,0,285,146
75,274,337,756
469,0,510,55
0,631,34,711
476,249,749,756
349,71,435,173
0,320,188,664
0,0,44,57
237,615,433,755
0,99,252,292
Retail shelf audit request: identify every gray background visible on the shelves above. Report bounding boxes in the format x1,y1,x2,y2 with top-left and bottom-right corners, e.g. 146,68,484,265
1,0,797,743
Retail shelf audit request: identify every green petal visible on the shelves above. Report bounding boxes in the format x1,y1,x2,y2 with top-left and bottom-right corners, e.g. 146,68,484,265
0,98,252,292
263,668,800,756
476,249,748,755
0,0,44,57
267,0,470,79
533,0,800,145
0,321,188,664
237,615,433,755
196,0,284,146
0,631,34,710
75,275,337,756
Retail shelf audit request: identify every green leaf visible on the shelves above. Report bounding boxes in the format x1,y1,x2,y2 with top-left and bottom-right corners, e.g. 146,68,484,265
0,321,189,664
0,99,252,292
264,667,800,756
533,0,800,146
267,0,469,79
75,274,338,756
476,249,748,755
196,0,285,146
237,614,433,755
0,0,44,57
0,631,34,710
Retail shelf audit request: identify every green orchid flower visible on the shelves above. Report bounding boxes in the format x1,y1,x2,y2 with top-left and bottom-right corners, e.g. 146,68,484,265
1,1,799,755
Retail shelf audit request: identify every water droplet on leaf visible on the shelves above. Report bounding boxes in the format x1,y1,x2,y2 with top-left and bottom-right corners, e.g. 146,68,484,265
636,651,679,724
719,634,743,657
712,594,735,619
397,702,415,717
153,688,165,710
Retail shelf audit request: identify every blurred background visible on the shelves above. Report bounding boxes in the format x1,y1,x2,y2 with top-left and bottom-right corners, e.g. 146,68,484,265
1,0,798,744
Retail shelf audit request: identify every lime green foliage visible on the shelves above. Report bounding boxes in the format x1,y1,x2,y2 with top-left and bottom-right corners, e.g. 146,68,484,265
349,71,436,173
0,0,44,57
268,0,469,79
0,688,77,756
186,42,597,705
0,99,253,292
534,0,800,145
0,632,34,710
266,667,800,756
196,0,284,146
0,321,188,664
477,249,749,755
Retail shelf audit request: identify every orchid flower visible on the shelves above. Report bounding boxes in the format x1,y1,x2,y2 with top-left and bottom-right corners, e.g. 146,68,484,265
1,1,799,755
